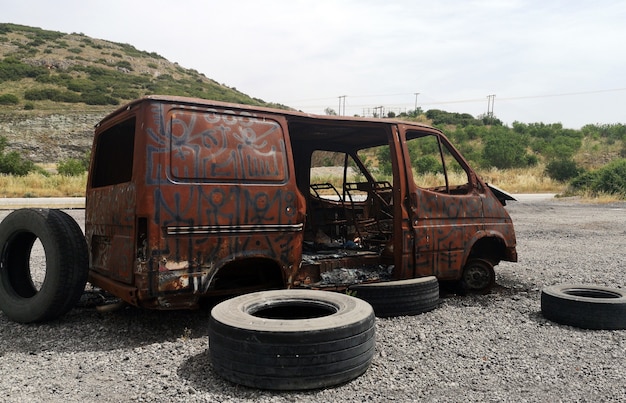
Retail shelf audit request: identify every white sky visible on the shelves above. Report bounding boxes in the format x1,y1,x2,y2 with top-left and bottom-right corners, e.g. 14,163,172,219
2,0,626,128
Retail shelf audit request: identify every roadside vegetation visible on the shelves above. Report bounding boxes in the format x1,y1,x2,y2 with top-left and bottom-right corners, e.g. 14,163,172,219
312,109,626,201
1,110,625,199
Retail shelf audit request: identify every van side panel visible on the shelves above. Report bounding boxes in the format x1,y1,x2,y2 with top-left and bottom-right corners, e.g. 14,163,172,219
140,104,304,307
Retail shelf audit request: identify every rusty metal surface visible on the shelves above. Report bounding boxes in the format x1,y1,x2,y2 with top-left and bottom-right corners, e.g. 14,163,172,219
85,96,516,309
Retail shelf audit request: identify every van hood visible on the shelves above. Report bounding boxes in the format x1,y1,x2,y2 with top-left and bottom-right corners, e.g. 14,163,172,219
487,183,516,206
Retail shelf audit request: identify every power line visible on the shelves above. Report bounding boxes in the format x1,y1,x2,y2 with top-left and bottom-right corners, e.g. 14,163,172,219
287,87,626,110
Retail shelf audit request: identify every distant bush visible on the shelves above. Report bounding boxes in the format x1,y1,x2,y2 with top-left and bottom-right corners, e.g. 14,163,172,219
57,158,87,176
115,60,133,71
0,151,35,175
0,93,18,105
0,136,35,175
425,109,485,127
570,159,626,196
414,155,442,174
24,88,81,102
0,57,48,82
545,159,582,182
482,128,533,169
80,92,119,105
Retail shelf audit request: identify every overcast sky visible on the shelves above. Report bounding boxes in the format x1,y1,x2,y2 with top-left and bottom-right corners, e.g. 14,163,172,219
3,0,626,128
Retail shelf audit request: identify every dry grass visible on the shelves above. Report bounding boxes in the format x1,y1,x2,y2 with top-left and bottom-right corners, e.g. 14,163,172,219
311,165,566,195
560,190,624,204
475,165,566,194
0,166,610,199
0,173,86,198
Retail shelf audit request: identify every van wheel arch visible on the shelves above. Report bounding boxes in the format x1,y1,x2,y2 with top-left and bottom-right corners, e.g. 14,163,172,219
211,257,285,293
467,236,505,265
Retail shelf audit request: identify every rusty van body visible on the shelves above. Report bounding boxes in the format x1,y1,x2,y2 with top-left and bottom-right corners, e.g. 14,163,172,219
86,95,516,309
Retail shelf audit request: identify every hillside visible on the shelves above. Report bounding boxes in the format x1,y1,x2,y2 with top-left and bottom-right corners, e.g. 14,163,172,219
0,23,285,162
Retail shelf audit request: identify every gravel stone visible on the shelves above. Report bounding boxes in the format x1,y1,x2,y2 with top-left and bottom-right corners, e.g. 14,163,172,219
1,198,626,402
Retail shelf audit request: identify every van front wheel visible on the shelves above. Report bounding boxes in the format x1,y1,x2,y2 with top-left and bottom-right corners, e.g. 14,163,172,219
461,258,495,293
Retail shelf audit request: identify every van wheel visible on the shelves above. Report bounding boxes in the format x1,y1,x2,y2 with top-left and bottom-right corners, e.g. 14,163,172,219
348,276,439,317
0,209,88,323
461,258,495,292
208,289,375,390
541,284,626,330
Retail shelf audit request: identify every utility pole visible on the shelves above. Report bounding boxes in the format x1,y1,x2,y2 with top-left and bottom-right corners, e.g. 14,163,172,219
414,92,420,114
486,94,496,122
338,95,347,116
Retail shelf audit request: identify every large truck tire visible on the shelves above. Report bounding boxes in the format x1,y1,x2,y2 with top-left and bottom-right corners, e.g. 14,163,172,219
348,276,440,317
541,284,626,330
208,289,376,390
0,208,89,323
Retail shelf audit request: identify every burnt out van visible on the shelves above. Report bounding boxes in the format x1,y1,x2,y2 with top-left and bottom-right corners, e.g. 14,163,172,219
0,96,517,322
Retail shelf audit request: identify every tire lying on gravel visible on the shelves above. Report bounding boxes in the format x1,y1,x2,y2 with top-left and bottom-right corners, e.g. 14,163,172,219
208,289,376,391
541,284,626,330
348,276,440,317
0,208,89,323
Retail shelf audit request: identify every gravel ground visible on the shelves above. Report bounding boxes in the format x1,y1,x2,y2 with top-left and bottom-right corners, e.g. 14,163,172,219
1,197,626,402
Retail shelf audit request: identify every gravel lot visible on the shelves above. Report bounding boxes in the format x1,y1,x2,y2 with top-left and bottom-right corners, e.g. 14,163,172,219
1,197,626,402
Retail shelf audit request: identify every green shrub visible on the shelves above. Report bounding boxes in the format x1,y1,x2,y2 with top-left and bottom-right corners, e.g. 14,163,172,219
0,57,48,82
24,88,81,102
482,128,531,169
570,159,626,196
546,159,581,182
0,151,35,175
375,146,392,176
414,155,442,174
80,92,119,105
57,158,86,176
0,136,34,175
0,93,19,105
115,60,133,71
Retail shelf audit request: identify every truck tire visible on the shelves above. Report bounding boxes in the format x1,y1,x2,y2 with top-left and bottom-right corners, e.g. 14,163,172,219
541,284,626,330
208,289,375,390
0,208,88,323
348,276,440,317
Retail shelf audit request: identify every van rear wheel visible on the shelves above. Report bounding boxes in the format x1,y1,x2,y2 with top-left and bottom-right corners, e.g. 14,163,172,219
461,258,495,293
0,208,88,323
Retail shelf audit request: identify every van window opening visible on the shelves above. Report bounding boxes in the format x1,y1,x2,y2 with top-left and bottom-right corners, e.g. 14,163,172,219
91,117,136,188
406,132,471,194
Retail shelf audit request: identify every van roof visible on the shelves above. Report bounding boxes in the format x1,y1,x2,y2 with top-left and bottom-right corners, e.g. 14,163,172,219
97,95,437,130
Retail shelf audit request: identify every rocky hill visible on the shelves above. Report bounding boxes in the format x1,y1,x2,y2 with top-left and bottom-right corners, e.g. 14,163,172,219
0,110,99,162
0,23,284,163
